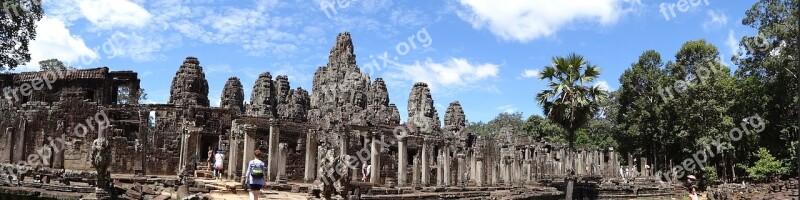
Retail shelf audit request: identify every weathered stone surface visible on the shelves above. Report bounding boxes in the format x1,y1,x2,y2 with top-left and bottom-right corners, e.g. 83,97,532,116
169,57,210,107
220,77,245,114
90,132,112,191
247,72,277,118
309,32,388,129
444,101,466,133
286,87,310,121
407,82,440,134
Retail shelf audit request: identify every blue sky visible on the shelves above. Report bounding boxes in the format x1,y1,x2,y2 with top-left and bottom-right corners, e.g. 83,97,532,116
9,0,759,123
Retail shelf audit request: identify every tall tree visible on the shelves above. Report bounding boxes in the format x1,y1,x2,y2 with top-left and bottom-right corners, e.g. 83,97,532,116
665,40,736,180
523,115,566,142
735,0,799,172
617,50,670,171
536,53,608,199
1,0,44,71
38,58,73,71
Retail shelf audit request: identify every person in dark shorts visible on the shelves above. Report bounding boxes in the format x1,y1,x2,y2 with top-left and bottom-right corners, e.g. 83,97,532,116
243,150,266,200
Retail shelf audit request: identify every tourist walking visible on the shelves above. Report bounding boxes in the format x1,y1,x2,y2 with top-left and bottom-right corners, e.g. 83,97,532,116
207,146,214,169
244,150,267,200
214,149,224,179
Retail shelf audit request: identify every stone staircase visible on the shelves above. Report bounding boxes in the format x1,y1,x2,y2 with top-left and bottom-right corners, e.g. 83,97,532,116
195,165,215,179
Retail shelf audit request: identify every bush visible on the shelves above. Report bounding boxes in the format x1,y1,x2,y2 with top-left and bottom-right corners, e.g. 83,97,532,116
699,166,717,188
746,148,788,182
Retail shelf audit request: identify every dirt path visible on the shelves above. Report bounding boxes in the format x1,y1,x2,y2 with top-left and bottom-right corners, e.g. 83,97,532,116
208,191,311,200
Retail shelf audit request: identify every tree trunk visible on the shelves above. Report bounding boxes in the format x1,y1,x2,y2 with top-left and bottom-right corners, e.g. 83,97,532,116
565,131,576,200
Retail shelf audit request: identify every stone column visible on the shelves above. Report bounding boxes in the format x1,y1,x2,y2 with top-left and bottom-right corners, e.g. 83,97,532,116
227,134,239,180
412,155,420,186
457,153,465,186
241,129,255,179
443,146,451,186
421,141,429,186
499,152,507,184
641,157,648,177
469,151,476,182
12,120,25,163
436,154,443,186
475,155,484,186
179,128,188,169
492,161,499,186
370,132,381,185
267,124,280,182
304,130,317,182
397,137,407,186
278,143,288,183
2,127,13,163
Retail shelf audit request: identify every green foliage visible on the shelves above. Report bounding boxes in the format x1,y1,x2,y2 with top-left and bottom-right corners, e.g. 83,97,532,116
0,0,44,71
468,112,524,137
117,87,148,105
535,53,609,150
700,166,717,189
746,148,788,182
38,58,74,71
736,0,799,162
523,115,565,140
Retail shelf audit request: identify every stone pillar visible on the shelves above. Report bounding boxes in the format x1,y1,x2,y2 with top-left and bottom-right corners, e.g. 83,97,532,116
475,155,484,186
241,129,255,179
421,141,429,186
179,128,188,169
470,151,476,182
12,120,25,163
437,152,444,186
397,137,407,186
457,153,465,186
412,155,420,186
641,157,648,177
443,147,450,186
227,134,239,180
278,143,288,183
492,161,499,186
2,127,13,163
267,124,280,182
370,132,381,185
304,130,317,182
499,152,506,185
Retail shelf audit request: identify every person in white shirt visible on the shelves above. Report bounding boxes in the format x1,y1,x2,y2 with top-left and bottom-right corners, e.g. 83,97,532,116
214,149,224,179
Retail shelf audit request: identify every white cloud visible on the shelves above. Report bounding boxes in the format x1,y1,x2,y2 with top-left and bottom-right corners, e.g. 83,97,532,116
455,0,639,42
725,29,740,56
703,10,728,31
386,58,500,96
497,104,517,113
23,17,98,71
78,0,152,29
594,80,611,91
521,69,540,78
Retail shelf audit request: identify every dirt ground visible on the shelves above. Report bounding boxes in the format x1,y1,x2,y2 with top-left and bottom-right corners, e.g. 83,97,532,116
207,190,311,200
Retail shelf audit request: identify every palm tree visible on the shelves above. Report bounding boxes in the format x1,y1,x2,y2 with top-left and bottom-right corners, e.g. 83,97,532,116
536,53,608,199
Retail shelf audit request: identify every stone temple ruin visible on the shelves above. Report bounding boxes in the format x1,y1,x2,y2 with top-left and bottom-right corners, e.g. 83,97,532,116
0,33,682,199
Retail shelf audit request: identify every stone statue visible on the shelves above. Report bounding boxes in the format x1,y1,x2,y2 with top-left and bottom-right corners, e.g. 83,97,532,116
90,129,113,199
90,133,111,187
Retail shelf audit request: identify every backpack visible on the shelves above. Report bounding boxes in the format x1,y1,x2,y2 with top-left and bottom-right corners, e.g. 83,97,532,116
250,162,265,179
